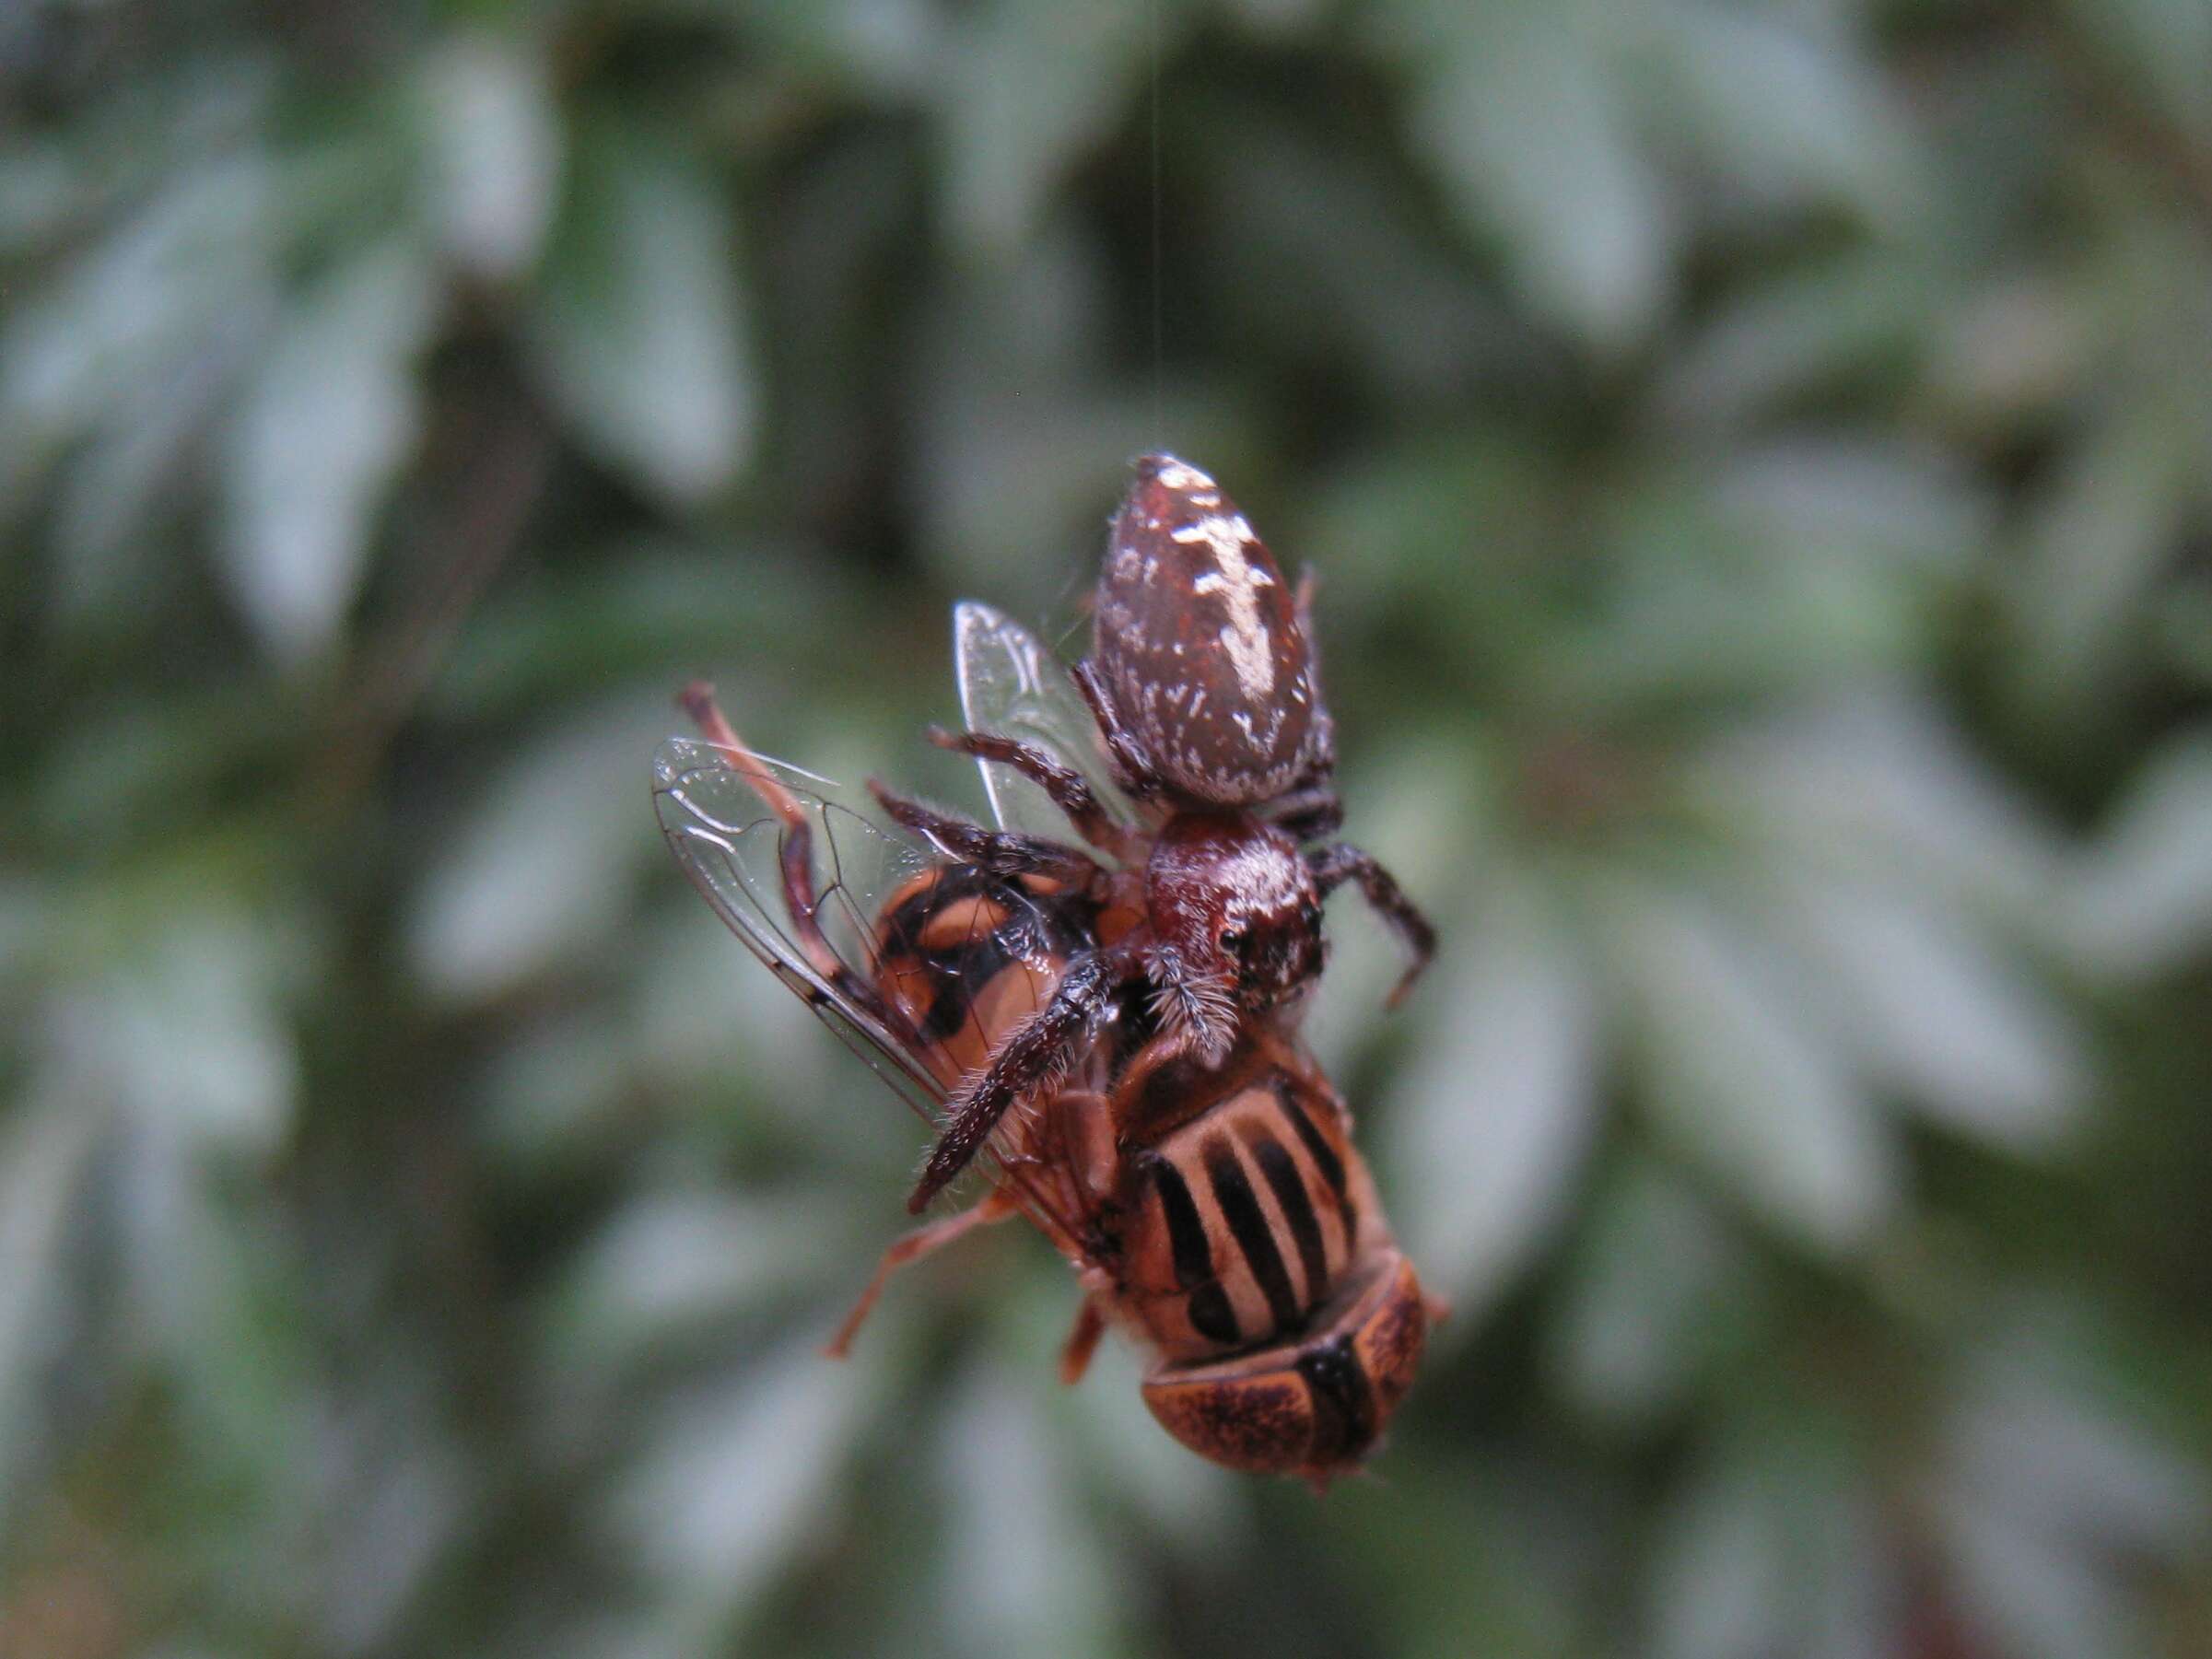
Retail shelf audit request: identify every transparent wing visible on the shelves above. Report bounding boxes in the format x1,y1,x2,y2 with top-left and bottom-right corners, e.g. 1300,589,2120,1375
651,735,950,1126
952,601,1140,840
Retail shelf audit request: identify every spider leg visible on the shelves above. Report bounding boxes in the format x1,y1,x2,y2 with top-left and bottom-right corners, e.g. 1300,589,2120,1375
1270,785,1345,841
907,940,1142,1213
928,727,1141,859
1292,568,1339,782
1072,660,1165,800
1306,841,1436,1007
868,783,1103,887
822,1188,1020,1359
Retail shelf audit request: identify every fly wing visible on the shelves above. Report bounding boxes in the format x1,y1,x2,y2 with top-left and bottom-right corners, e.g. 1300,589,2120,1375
952,601,1140,840
652,735,949,1126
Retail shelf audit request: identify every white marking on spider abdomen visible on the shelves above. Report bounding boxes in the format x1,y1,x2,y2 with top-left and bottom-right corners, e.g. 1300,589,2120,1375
1153,458,1221,505
1174,514,1276,699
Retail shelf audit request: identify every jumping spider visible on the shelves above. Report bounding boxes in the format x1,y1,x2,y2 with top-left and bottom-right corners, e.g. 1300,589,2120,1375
878,454,1435,1213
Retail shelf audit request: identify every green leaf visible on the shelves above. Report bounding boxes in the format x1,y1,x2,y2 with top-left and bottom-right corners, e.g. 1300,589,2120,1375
1,155,276,511
1605,881,1895,1253
411,32,563,281
1654,251,1938,431
2057,0,2212,145
1636,2,1927,230
0,1099,111,1544
1926,275,2093,430
2069,728,2212,976
407,697,668,1001
530,122,756,507
217,240,436,660
1382,874,1601,1320
1783,879,2085,1154
1647,1421,1890,1659
1059,1337,1235,1542
626,916,876,1153
85,912,306,1160
1688,694,2068,935
610,1338,870,1618
1399,2,1671,350
1935,1487,2134,1659
120,1143,315,1533
1645,1449,1798,1659
1945,1336,2207,1558
546,1191,843,1377
0,157,274,440
1222,0,1329,34
1708,439,1989,581
2003,401,2198,731
1186,113,1520,403
742,0,944,96
907,228,1172,603
936,1359,1122,1658
936,1,1158,253
50,313,251,624
1548,1160,1748,1428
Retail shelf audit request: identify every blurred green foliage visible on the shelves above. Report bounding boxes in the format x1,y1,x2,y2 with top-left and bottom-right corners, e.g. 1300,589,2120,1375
6,1,2212,1655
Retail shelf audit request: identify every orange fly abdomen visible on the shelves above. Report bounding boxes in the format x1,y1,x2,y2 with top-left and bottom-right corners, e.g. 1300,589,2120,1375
1140,1251,1429,1481
869,865,1090,1089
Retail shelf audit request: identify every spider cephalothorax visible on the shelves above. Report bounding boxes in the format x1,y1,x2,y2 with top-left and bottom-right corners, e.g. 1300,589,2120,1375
1142,813,1325,1059
872,454,1435,1213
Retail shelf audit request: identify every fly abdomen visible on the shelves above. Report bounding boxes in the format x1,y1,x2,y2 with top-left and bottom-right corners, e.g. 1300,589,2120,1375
870,865,1090,1088
1242,1128,1328,1312
1116,1066,1373,1361
1202,1132,1302,1333
1139,1250,1430,1485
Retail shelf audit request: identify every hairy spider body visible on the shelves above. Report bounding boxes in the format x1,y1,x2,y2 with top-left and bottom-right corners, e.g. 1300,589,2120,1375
903,454,1435,1214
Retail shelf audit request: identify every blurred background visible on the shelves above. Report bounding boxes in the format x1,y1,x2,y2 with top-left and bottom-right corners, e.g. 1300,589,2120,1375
6,0,2212,1654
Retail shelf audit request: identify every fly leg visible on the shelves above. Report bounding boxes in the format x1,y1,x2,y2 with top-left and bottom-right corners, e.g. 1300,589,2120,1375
1059,1298,1108,1385
1306,841,1436,1007
823,1188,1021,1359
679,683,908,1031
1043,1089,1119,1230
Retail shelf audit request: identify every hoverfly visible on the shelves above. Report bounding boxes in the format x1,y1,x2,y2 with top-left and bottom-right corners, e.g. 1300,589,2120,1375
653,456,1437,1484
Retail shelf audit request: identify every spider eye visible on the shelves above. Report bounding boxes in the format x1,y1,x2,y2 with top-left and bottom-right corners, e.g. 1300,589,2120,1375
1218,926,1246,952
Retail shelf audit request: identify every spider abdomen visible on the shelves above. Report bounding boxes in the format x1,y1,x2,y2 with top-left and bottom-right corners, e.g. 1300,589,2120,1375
1092,454,1324,807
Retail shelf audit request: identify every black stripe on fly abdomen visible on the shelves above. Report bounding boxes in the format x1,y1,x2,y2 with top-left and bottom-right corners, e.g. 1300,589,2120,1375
1246,1131,1328,1305
1203,1135,1300,1334
1144,1153,1238,1346
875,866,961,964
918,933,1022,1040
1275,1083,1354,1247
876,868,1056,1043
